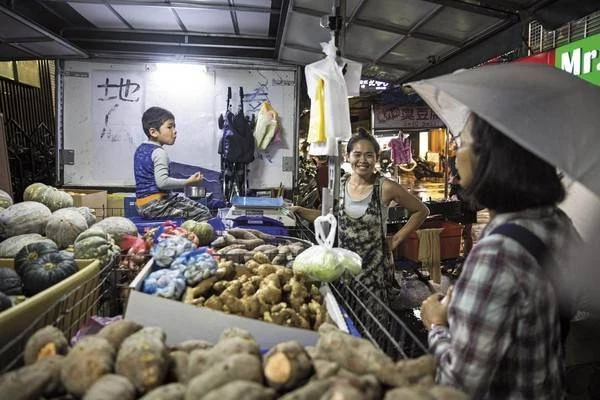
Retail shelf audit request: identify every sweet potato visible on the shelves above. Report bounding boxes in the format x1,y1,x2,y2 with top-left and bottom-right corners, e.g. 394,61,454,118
200,380,276,400
82,374,136,400
139,383,186,400
172,339,213,353
219,327,255,342
115,328,170,394
60,336,115,397
314,330,406,387
186,353,263,398
0,363,53,400
263,340,313,391
278,378,332,400
227,228,260,240
96,320,143,351
187,336,260,378
168,351,189,383
23,325,69,365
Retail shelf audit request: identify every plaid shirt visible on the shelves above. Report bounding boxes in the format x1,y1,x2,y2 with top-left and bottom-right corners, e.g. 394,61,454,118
429,206,577,399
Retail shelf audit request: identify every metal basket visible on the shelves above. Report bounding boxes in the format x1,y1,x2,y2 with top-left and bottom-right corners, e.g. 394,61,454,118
330,277,428,360
0,258,118,373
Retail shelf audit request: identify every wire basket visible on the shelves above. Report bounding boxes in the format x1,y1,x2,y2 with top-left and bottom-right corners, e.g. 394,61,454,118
330,277,428,360
0,258,118,373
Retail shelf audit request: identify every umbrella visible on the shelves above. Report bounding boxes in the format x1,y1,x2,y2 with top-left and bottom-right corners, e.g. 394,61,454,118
406,62,600,313
406,63,600,197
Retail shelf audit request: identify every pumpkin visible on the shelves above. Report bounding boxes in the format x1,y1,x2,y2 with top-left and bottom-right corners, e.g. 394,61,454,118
74,227,120,266
14,241,60,275
20,251,78,297
23,182,48,201
181,220,215,246
93,217,138,243
0,234,56,258
0,189,13,209
24,183,73,211
74,207,96,226
0,202,52,240
45,208,88,248
0,267,22,295
38,186,74,211
0,291,11,312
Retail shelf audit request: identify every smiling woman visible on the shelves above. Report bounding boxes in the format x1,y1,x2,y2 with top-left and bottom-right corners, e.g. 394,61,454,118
291,128,429,305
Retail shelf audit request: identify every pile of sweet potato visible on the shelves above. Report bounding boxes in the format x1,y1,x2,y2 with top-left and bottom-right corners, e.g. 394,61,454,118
0,322,468,400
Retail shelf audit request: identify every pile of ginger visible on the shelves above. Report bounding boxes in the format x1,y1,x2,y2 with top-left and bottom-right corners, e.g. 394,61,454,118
182,252,328,331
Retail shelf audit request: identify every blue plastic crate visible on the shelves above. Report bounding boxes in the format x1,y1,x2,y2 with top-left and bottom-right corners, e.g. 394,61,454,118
124,196,138,217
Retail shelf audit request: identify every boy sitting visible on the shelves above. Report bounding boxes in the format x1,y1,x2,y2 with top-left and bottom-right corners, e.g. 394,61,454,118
134,106,211,221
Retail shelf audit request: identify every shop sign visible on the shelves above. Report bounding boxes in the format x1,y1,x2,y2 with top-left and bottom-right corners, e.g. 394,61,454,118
555,34,600,86
373,105,443,129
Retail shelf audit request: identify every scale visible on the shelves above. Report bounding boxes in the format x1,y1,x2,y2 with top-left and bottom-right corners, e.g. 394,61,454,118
224,196,296,227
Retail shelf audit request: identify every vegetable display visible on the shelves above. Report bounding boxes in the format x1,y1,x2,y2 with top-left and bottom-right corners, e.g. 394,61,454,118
19,250,78,297
0,323,468,399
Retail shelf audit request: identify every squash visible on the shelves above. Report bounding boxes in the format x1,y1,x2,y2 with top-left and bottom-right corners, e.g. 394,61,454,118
23,183,73,211
0,189,13,208
0,267,22,295
0,291,11,312
74,227,120,266
73,207,96,226
0,233,56,258
46,208,89,248
23,182,48,201
181,220,215,246
14,241,60,275
93,217,138,243
20,251,78,297
0,202,52,240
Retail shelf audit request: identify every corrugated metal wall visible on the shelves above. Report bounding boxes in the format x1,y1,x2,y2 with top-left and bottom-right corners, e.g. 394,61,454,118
0,60,56,201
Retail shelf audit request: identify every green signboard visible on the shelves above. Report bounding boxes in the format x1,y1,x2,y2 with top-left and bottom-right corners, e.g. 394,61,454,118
555,34,600,86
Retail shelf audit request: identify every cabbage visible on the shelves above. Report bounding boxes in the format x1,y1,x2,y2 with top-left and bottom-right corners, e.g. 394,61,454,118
333,248,362,276
292,246,345,282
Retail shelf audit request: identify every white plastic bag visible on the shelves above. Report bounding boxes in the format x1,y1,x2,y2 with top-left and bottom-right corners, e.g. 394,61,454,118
293,214,362,282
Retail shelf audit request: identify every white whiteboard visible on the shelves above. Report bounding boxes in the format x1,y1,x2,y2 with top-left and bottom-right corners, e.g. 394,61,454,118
61,60,297,189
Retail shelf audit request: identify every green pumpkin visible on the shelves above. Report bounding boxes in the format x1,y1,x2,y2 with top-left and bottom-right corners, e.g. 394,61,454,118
23,182,48,202
0,234,56,258
74,227,120,265
181,220,214,246
0,189,13,209
0,202,53,240
14,241,59,275
0,267,22,295
20,251,78,297
45,208,88,248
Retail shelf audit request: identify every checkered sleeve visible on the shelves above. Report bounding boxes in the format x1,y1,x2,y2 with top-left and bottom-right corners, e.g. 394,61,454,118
428,237,520,397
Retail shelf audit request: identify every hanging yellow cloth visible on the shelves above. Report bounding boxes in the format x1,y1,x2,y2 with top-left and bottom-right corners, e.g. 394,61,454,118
417,228,444,284
307,78,326,143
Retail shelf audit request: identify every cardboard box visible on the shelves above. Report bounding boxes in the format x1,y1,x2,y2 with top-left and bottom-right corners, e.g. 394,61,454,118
0,259,101,370
107,192,135,217
62,189,108,220
125,260,349,349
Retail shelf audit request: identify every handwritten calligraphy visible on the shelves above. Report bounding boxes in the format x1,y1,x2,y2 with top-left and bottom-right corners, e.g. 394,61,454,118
97,77,141,102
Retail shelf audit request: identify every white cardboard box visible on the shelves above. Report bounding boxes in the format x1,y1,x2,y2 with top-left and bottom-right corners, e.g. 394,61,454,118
125,260,349,348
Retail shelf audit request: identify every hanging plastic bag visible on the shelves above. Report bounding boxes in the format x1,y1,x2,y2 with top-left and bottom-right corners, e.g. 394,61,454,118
253,101,281,150
293,213,363,281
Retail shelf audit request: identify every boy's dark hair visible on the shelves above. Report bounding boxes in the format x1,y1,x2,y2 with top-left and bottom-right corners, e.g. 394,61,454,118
463,114,565,213
346,128,380,156
142,106,175,138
